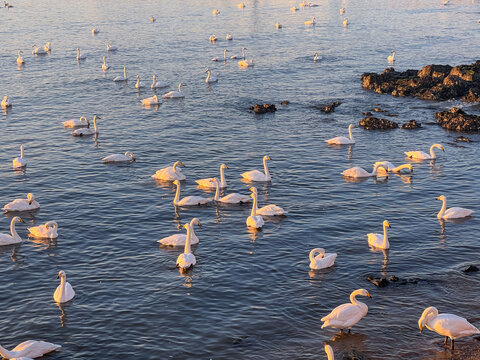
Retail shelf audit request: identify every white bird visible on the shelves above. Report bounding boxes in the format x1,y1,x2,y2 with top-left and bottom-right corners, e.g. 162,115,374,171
1,96,12,108
313,52,320,62
209,34,217,42
176,223,197,270
16,51,24,65
205,69,218,83
367,220,391,250
212,9,220,15
321,289,372,332
163,83,186,99
237,2,246,8
151,75,169,89
113,66,127,82
43,42,51,52
276,23,283,29
0,217,24,246
32,45,47,55
0,340,61,359
340,7,345,14
141,95,160,106
436,195,473,219
242,155,272,182
152,161,186,181
158,218,201,246
92,28,99,35
342,163,388,178
135,75,145,89
372,162,413,175
103,152,136,163
249,187,286,215
419,306,480,350
291,6,299,11
231,47,246,60
305,17,316,25
106,42,117,52
226,33,233,40
28,221,58,239
309,248,337,270
102,56,110,71
72,116,99,136
53,270,75,303
211,178,251,204
212,49,229,62
405,143,444,160
326,124,356,145
246,191,264,229
12,145,27,169
324,345,335,360
76,47,86,60
238,59,254,67
387,50,395,63
173,180,210,206
150,16,155,22
343,18,348,26
62,116,89,128
196,163,228,188
2,193,40,212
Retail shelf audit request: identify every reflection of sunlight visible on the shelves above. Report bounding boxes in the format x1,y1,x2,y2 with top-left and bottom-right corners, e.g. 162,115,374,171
57,302,67,327
347,145,353,160
373,176,388,184
343,176,368,184
29,236,58,250
247,227,260,242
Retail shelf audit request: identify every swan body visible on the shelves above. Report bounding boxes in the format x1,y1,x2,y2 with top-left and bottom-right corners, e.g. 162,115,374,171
313,52,320,62
309,248,337,270
212,49,229,62
12,145,27,169
342,164,388,178
163,83,185,99
340,7,345,14
32,45,47,55
0,340,61,359
237,2,246,8
230,47,246,60
141,95,160,105
226,33,233,40
387,51,395,63
53,270,75,303
250,187,286,215
76,48,86,60
151,75,169,89
28,221,58,239
242,155,271,182
1,96,12,108
135,75,145,89
113,66,127,82
373,161,413,175
211,178,251,204
92,28,99,35
405,144,444,160
326,124,356,145
321,289,371,330
173,180,210,206
276,23,282,29
62,116,89,128
325,345,335,360
106,43,117,52
246,191,264,229
152,161,186,181
419,306,480,349
291,6,299,11
196,164,228,188
158,218,201,246
209,34,217,42
72,116,99,136
102,56,110,71
16,51,24,65
367,220,391,250
176,223,196,270
343,18,348,26
0,217,24,246
43,42,51,52
212,9,220,15
3,193,40,212
305,17,316,25
205,69,218,83
103,151,136,163
238,59,254,67
150,16,155,22
437,195,473,219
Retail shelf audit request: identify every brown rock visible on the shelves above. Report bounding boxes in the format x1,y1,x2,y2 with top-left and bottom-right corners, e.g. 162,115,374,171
250,104,277,114
434,107,480,132
359,116,398,130
402,120,422,129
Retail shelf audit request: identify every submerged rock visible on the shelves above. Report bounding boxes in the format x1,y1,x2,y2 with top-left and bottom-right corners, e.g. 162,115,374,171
365,274,417,287
250,103,277,114
359,116,398,130
320,101,342,113
463,265,479,273
434,107,480,132
456,135,473,142
374,107,387,112
401,120,422,129
280,100,290,105
342,351,371,360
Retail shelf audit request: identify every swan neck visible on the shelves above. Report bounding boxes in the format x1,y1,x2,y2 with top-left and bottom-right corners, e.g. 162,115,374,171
438,197,446,218
219,166,226,187
174,182,181,204
178,83,182,92
214,180,220,201
263,158,270,178
184,225,192,254
382,223,389,247
350,291,361,305
93,117,97,132
206,71,210,82
250,193,258,217
348,125,354,140
430,145,436,158
136,77,139,86
309,249,319,263
242,48,246,59
0,345,13,359
20,145,24,158
10,220,19,240
123,67,126,78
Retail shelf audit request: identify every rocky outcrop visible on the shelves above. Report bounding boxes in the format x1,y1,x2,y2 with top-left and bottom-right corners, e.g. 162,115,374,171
434,107,480,132
250,104,277,114
365,274,418,287
359,116,398,130
401,120,422,129
320,101,342,113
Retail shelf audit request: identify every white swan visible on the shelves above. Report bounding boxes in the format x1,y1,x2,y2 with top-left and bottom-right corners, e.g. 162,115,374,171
196,163,228,188
76,48,86,60
151,75,169,89
309,248,337,270
367,220,391,249
12,145,27,169
163,83,186,99
152,161,186,181
205,69,218,83
231,47,246,60
113,66,127,82
237,2,246,8
405,144,444,160
135,75,145,89
53,270,75,303
249,187,286,215
340,7,345,14
372,162,413,175
419,306,480,349
72,116,99,136
211,178,251,204
106,42,117,52
343,18,348,26
158,218,201,246
3,193,40,212
212,9,220,15
0,340,61,359
209,34,217,42
103,152,136,163
321,289,371,332
44,42,51,52
0,217,24,246
242,155,271,182
226,33,233,40
246,191,264,229
176,223,196,270
313,52,320,62
28,221,58,239
141,95,160,105
291,6,299,11
387,50,395,63
16,51,24,65
305,17,316,25
102,56,110,71
62,116,89,128
173,180,210,206
436,195,473,219
212,49,229,62
150,16,155,22
1,96,12,108
324,345,335,360
92,28,99,35
32,45,47,55
342,163,388,178
276,23,283,29
238,59,254,67
326,124,356,145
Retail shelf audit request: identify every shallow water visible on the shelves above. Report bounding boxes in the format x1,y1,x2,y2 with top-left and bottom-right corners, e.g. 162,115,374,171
1,0,480,359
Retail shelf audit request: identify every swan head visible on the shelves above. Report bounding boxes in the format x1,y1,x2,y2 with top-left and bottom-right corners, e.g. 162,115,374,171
221,163,228,170
249,186,258,194
205,69,210,73
174,161,185,168
352,288,371,298
125,152,136,161
348,124,357,130
419,306,438,332
3,96,8,101
27,193,35,204
434,144,445,152
136,75,140,80
45,221,58,228
173,180,180,186
210,177,218,184
191,218,201,227
436,195,446,202
57,270,66,279
12,216,24,224
383,220,391,228
263,155,271,161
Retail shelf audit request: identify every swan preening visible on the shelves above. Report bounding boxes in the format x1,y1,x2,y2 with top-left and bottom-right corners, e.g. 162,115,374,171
151,75,169,89
196,163,228,188
113,66,127,82
211,178,251,204
12,145,27,169
103,151,136,163
158,218,201,246
54,270,75,303
3,193,40,212
72,116,99,136
405,144,444,160
436,195,473,219
135,75,145,89
205,69,218,83
388,50,396,63
326,124,356,145
419,306,480,349
63,116,89,128
305,17,316,26
0,217,24,246
141,95,160,105
163,83,186,99
249,187,286,216
176,223,196,270
16,50,24,65
309,248,337,270
76,48,86,60
152,161,186,181
28,221,58,239
242,155,271,182
321,289,371,332
313,52,321,62
102,56,110,71
1,96,12,108
173,180,210,206
246,191,264,229
342,163,388,178
373,161,413,175
367,220,391,249
0,340,61,359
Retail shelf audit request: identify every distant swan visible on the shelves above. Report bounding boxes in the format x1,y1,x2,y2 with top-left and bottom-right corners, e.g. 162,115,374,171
43,42,51,52
250,187,286,215
150,16,155,22
436,195,473,219
242,155,271,182
0,217,24,246
16,51,24,65
387,51,395,63
230,47,246,60
276,23,283,29
343,18,348,26
102,56,110,71
209,34,217,42
238,59,254,67
2,193,40,212
211,178,251,204
54,270,75,303
367,220,391,249
291,6,299,11
196,163,228,188
76,48,86,60
135,75,145,89
340,7,345,14
226,33,233,40
342,163,388,178
246,191,264,229
212,9,220,15
151,75,169,89
205,69,218,83
28,221,58,239
1,96,12,108
106,42,117,52
173,180,210,206
152,161,186,181
158,218,201,246
326,124,356,145
113,66,127,82
72,115,99,136
163,83,186,99
103,152,136,163
12,145,27,169
405,143,444,160
212,49,229,62
63,116,89,128
141,95,160,105
92,28,99,35
313,52,320,62
0,340,61,359
309,248,337,270
237,2,246,8
176,223,196,270
32,45,47,55
373,161,413,175
305,17,316,25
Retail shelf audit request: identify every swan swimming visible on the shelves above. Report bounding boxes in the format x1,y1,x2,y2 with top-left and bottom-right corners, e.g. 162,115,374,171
43,42,51,52
324,345,335,360
72,115,99,136
76,48,86,60
54,270,75,303
209,34,217,42
343,18,348,26
196,163,228,188
405,144,444,160
211,178,251,204
158,218,201,246
163,83,186,99
1,96,12,108
141,95,160,105
372,162,413,175
340,7,345,14
242,155,271,182
309,248,337,270
12,145,27,169
62,116,89,128
226,33,233,40
150,16,155,22
230,47,246,60
151,75,169,89
305,17,316,25
32,45,47,55
3,193,40,212
237,2,246,8
436,195,473,219
342,163,388,178
152,161,186,181
16,51,24,65
205,69,218,83
212,49,229,62
246,191,264,229
291,6,299,11
249,187,286,216
238,59,254,67
276,23,283,29
321,289,371,332
135,75,145,89
313,52,320,62
28,221,58,239
173,180,210,206
102,56,110,71
103,152,136,163
367,220,391,250
0,217,24,246
106,42,117,51
92,28,99,35
212,9,220,15
419,306,480,349
0,340,61,359
176,223,197,270
387,50,395,63
113,66,127,82
326,124,356,145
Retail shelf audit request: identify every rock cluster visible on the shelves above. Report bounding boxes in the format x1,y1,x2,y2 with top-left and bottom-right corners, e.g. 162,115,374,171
434,107,480,132
359,116,398,130
320,101,342,113
250,103,277,114
365,274,418,287
401,120,422,129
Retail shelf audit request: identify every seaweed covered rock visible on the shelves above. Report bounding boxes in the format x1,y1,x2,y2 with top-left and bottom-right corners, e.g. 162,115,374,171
320,101,342,113
250,104,277,114
402,120,422,129
359,116,398,130
434,107,480,132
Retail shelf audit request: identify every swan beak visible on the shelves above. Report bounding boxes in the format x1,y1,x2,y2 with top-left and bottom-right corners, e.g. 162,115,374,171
367,292,372,298
29,200,33,205
197,221,202,227
57,274,60,279
419,326,423,333
388,224,391,228
225,165,229,169
436,197,441,200
441,147,445,152
19,218,25,223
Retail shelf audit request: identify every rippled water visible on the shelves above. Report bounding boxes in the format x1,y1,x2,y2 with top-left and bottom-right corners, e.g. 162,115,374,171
1,0,480,359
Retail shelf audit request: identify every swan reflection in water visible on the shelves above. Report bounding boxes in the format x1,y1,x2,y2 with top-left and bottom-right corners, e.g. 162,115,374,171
56,302,68,327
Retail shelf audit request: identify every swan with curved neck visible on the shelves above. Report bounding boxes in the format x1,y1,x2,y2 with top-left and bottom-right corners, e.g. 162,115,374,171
113,66,127,82
388,51,395,63
176,223,196,270
102,56,110,71
173,180,210,206
103,151,136,163
141,94,160,105
342,163,388,178
211,178,251,204
62,116,89,128
436,195,473,219
0,340,61,359
106,42,117,51
54,270,75,303
135,75,145,89
2,193,40,212
373,162,413,175
419,306,480,350
152,161,186,181
367,220,391,249
246,191,264,229
324,345,335,360
326,124,356,145
76,48,86,60
249,187,286,216
0,217,24,245
205,69,218,83
17,50,24,65
405,144,444,160
28,221,58,239
163,83,186,99
242,155,271,182
305,17,316,25
196,164,228,188
343,18,348,26
32,44,47,55
309,248,337,270
321,289,371,332
313,52,319,62
1,96,12,108
151,75,169,88
72,116,99,136
158,218,201,246
12,145,27,169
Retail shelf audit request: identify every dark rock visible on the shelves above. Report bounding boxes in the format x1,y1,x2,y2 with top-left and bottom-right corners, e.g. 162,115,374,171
389,275,399,282
250,104,277,114
361,111,372,116
342,351,371,360
280,100,290,105
387,113,399,117
455,135,472,142
374,107,387,112
434,107,480,132
401,120,422,129
463,265,479,273
359,116,399,130
320,101,342,113
366,275,389,287
366,274,417,286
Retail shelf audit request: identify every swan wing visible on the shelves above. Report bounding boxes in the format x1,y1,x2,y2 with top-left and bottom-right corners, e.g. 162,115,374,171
404,151,429,159
257,204,286,216
247,215,264,228
220,193,251,203
367,233,382,247
13,340,61,358
342,167,369,178
65,282,75,301
103,154,128,163
321,304,365,328
242,170,266,181
431,314,480,338
178,196,210,206
443,207,473,219
0,233,18,245
158,234,187,246
326,136,353,145
3,199,38,212
195,178,215,188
